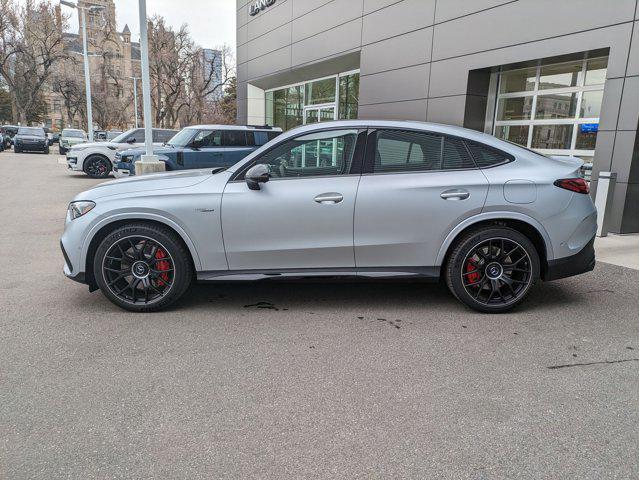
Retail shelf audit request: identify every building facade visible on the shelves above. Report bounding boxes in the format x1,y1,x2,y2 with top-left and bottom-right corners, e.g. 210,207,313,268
44,0,141,131
235,0,639,233
202,48,224,101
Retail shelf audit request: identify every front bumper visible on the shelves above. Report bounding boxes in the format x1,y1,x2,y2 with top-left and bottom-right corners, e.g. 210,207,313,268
543,236,595,281
66,154,83,171
113,163,133,177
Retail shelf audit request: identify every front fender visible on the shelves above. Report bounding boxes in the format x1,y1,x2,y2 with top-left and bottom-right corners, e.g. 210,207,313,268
435,211,555,266
80,211,203,272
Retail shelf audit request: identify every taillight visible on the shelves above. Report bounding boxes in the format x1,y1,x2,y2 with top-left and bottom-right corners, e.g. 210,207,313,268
553,178,589,194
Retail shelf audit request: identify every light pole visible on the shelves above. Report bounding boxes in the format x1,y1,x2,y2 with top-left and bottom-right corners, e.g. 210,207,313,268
135,0,164,174
129,77,140,128
59,1,104,141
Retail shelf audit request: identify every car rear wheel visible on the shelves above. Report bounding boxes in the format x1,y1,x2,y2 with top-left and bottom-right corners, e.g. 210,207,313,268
93,224,193,312
84,155,112,178
445,226,540,313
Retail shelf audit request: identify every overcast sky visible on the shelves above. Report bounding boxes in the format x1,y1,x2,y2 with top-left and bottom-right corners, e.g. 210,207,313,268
58,0,237,50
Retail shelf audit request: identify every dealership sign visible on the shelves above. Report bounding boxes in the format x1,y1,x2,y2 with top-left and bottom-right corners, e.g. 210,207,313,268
249,0,276,16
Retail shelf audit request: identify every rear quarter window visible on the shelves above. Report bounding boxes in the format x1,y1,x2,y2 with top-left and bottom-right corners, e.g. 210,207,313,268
465,141,513,168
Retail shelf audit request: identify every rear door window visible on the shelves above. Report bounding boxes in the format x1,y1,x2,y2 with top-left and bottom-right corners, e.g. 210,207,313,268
153,129,175,143
374,130,443,173
222,130,248,147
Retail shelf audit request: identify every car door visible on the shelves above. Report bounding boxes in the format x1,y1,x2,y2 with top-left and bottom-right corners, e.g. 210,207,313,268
181,130,225,169
354,129,489,268
221,128,365,271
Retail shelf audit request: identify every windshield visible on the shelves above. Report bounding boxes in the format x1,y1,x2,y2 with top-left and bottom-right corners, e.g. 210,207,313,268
63,130,85,139
110,129,136,143
166,128,197,147
18,127,44,137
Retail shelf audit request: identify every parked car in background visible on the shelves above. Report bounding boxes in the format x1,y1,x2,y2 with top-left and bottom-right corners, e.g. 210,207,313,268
106,131,123,141
112,125,282,177
14,127,49,153
59,129,88,155
66,127,177,178
62,120,596,313
1,125,19,148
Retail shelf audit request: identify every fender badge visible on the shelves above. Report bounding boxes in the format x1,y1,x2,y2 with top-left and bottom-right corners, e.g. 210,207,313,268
196,208,215,213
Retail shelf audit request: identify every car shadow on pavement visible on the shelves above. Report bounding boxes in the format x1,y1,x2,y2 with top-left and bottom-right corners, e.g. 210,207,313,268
174,278,584,314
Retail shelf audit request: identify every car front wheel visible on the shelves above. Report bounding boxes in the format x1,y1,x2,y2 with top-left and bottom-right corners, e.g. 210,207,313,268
445,226,540,313
84,155,112,178
93,223,193,312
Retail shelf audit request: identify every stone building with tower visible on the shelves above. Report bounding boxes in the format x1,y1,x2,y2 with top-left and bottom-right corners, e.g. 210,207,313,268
44,0,141,132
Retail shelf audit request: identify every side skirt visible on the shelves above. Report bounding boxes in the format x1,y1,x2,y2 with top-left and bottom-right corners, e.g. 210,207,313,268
196,266,441,282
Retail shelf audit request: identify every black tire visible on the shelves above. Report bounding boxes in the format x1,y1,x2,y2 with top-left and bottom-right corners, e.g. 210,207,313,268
93,223,193,312
84,154,112,178
59,147,67,155
445,226,540,313
14,147,22,153
44,146,50,154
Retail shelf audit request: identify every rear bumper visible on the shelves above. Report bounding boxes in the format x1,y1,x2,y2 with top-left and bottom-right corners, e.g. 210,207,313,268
543,236,595,281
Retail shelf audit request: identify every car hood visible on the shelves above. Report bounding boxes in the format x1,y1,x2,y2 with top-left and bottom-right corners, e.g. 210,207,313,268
71,141,118,149
62,137,86,143
74,168,217,200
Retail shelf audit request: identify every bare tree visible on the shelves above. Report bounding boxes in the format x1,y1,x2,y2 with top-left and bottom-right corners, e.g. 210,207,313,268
50,57,85,127
0,0,67,124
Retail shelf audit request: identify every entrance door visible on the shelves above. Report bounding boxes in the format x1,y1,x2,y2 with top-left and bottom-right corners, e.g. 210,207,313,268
304,106,335,124
221,128,364,271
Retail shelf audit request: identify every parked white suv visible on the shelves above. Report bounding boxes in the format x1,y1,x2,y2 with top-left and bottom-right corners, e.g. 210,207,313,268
65,128,177,178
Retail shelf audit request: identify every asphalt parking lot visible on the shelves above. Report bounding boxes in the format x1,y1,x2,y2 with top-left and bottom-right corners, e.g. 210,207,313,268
1,151,638,479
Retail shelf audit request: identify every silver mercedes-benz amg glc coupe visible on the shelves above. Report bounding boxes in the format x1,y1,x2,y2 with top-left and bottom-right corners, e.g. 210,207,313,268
61,121,597,313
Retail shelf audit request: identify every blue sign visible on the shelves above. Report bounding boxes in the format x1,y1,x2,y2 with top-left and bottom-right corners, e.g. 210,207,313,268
580,123,599,133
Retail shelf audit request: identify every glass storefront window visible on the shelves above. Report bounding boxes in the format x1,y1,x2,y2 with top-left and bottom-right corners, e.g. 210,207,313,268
339,73,359,120
305,78,336,105
535,93,577,119
580,90,603,118
585,58,608,85
531,124,573,149
499,67,536,94
494,55,607,162
496,97,533,121
495,125,529,146
538,60,582,89
265,71,359,131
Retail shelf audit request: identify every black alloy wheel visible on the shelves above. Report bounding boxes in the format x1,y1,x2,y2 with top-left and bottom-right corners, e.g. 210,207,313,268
94,224,193,312
84,155,112,178
446,227,540,313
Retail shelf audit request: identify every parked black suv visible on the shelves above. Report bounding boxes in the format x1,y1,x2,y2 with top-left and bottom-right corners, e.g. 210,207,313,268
14,127,49,154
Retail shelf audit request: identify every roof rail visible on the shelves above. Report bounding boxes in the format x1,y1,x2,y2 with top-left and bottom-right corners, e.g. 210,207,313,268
245,124,275,130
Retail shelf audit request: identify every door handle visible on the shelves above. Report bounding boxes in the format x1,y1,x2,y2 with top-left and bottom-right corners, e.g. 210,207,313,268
314,192,343,204
440,189,470,200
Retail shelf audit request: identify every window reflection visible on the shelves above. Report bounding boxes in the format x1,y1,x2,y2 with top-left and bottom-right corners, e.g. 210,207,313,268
535,93,577,119
531,125,573,149
539,61,582,89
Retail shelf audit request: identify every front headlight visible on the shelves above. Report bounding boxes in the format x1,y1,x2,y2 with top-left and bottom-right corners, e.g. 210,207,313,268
68,201,95,220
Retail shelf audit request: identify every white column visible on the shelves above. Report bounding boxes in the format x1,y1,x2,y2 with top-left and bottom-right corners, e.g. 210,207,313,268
135,0,164,174
594,171,617,237
80,8,94,141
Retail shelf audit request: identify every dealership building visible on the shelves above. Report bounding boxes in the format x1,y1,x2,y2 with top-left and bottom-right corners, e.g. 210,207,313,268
236,0,639,233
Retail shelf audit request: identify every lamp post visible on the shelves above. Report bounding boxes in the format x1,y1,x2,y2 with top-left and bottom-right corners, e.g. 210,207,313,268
59,1,104,141
135,0,164,175
129,76,140,128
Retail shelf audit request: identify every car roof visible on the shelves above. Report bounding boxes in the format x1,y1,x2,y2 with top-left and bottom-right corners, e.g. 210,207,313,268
188,125,283,132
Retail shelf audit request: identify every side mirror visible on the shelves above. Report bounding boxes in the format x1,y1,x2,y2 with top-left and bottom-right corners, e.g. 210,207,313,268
126,137,136,144
245,164,270,190
190,139,203,150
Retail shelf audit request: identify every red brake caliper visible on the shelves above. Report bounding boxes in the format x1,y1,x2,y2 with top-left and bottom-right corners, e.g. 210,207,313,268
466,258,480,285
154,249,170,287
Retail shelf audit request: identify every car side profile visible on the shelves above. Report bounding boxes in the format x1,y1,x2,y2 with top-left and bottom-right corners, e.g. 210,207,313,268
111,125,282,177
14,127,49,154
61,120,596,313
66,128,177,178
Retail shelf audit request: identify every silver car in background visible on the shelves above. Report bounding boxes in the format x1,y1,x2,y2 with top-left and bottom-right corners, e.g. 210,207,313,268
60,120,596,313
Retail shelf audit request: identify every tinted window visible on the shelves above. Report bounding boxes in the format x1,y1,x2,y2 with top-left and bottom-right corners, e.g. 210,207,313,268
127,129,145,143
222,130,247,147
267,131,281,141
193,130,221,147
374,130,442,173
18,127,45,137
153,129,175,143
442,137,476,170
253,131,267,146
466,141,512,168
253,129,358,179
